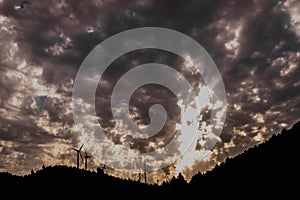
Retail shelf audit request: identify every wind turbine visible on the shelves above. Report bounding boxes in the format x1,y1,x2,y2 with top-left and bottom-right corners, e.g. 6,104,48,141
84,151,92,170
138,167,142,182
137,159,147,183
71,144,84,169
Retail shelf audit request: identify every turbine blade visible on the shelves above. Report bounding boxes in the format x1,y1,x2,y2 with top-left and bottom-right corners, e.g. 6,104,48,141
79,144,84,151
80,152,83,161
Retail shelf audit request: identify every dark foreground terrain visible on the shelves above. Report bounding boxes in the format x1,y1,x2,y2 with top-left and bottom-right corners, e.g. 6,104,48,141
1,122,299,198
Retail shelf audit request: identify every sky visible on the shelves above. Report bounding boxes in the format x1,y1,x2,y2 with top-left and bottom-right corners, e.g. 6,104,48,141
0,0,299,184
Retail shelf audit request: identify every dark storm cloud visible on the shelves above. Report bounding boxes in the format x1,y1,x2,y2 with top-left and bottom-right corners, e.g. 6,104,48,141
218,0,300,141
0,118,51,143
95,49,183,125
0,0,136,65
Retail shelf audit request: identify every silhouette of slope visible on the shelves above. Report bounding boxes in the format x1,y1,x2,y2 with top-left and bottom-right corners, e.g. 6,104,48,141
0,122,299,197
0,165,161,197
189,121,300,196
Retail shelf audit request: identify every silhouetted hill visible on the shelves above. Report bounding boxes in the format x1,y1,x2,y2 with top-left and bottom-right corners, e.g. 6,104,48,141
1,122,299,198
190,121,300,197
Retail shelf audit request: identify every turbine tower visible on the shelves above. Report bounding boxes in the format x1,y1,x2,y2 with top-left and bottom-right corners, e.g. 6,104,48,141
144,162,147,184
137,161,147,183
71,144,84,169
84,151,92,170
138,167,142,182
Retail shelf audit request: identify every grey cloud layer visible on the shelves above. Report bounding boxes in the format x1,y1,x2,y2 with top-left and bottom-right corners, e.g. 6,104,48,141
0,0,299,183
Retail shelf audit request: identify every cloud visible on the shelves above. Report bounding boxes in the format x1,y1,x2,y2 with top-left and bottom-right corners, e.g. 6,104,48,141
0,0,299,184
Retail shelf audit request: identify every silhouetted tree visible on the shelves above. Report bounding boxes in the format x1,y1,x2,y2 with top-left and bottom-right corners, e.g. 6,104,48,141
97,167,104,175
